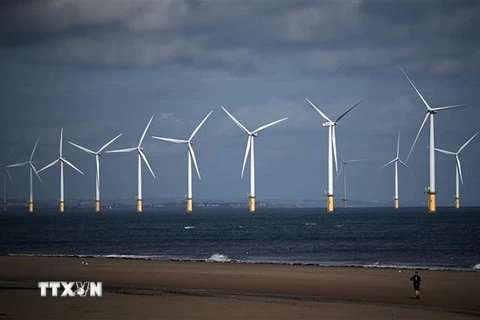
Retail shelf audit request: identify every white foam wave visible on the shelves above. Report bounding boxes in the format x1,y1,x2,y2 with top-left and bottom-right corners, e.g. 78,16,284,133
5,254,479,271
184,226,195,230
304,223,316,226
205,254,231,263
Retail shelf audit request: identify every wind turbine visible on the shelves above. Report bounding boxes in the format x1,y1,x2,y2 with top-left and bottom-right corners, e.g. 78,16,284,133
221,106,287,213
336,153,364,208
6,138,43,212
434,132,478,209
68,133,123,212
152,110,213,213
380,132,410,209
399,65,470,213
106,116,156,213
1,148,14,212
305,98,362,213
38,128,84,212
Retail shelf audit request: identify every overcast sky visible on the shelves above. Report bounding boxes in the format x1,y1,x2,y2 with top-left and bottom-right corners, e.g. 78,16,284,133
1,0,479,205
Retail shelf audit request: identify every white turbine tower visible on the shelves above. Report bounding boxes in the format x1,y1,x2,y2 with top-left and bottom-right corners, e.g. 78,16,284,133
336,153,364,209
6,138,43,212
2,148,14,212
380,132,410,209
434,132,478,209
399,65,470,213
68,133,123,212
152,110,213,213
305,98,362,213
106,116,156,213
38,128,84,212
221,106,287,213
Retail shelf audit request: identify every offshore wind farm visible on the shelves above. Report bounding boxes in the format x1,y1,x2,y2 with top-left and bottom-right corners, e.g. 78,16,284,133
1,2,480,319
0,76,478,213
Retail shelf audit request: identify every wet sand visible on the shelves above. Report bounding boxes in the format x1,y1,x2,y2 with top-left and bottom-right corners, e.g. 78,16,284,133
0,256,479,319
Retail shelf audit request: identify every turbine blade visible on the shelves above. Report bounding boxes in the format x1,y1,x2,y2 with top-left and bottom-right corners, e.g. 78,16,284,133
30,163,44,185
38,159,59,173
68,141,95,154
139,115,155,147
456,155,464,185
380,158,396,169
241,136,251,179
431,104,469,112
335,100,362,123
6,161,29,168
434,147,456,155
335,164,344,181
98,133,123,153
397,131,400,158
345,159,365,163
139,150,156,179
5,147,13,162
189,110,213,141
406,113,429,162
63,159,84,175
30,138,40,161
60,128,63,157
5,167,14,185
397,64,432,110
188,144,201,180
105,147,137,153
252,117,288,134
151,137,187,144
332,126,338,174
305,98,332,122
221,106,250,134
398,159,413,174
458,132,479,153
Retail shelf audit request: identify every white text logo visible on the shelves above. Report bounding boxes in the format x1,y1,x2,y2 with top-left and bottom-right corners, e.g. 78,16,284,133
38,282,102,297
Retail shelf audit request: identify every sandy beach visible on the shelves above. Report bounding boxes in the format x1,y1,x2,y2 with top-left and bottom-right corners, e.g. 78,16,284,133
0,256,479,319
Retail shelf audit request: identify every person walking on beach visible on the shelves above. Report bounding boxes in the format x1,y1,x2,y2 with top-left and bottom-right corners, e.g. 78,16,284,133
410,271,421,299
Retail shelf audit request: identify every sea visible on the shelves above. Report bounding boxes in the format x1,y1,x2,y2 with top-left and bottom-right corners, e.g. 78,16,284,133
1,207,479,271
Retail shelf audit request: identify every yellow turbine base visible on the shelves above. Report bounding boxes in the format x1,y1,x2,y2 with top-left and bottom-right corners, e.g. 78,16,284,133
394,199,399,210
28,202,34,213
2,202,6,212
327,195,334,213
59,201,65,213
342,199,347,209
455,198,460,210
137,199,143,213
428,193,436,213
187,198,193,213
95,200,100,213
249,196,255,213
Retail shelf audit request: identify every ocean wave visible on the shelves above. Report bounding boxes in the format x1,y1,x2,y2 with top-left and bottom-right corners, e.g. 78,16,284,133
304,223,316,226
205,254,231,263
184,226,195,230
5,253,479,271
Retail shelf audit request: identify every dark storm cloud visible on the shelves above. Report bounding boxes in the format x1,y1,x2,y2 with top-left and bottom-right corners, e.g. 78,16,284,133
0,1,479,75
